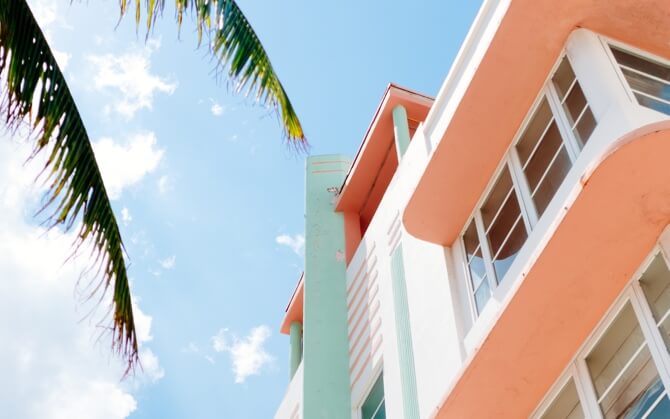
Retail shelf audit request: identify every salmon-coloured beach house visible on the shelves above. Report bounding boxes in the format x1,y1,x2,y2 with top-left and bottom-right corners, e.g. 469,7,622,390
275,0,670,417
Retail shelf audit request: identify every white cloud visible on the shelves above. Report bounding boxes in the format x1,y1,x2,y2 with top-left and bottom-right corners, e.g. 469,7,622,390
157,175,172,195
93,132,164,199
139,348,165,383
210,326,274,383
276,233,305,256
0,139,162,419
88,41,177,118
211,329,228,353
159,255,176,270
210,100,224,116
121,207,132,226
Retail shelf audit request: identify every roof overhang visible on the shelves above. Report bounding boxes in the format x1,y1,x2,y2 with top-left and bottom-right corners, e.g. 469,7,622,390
335,84,433,213
404,0,670,246
280,273,304,335
434,121,670,418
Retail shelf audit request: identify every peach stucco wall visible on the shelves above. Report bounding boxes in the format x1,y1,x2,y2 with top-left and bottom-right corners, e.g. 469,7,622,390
433,122,670,418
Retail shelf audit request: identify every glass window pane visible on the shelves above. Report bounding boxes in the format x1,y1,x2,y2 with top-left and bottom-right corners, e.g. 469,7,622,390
487,193,523,257
463,220,480,258
474,279,491,314
362,373,386,419
517,98,554,166
481,168,514,230
639,253,670,352
586,302,667,419
622,68,670,101
468,249,486,289
532,146,572,216
553,57,577,100
523,122,565,191
634,92,670,115
492,217,527,282
612,46,670,116
612,47,670,84
552,57,596,147
563,84,588,124
574,108,596,146
540,379,584,419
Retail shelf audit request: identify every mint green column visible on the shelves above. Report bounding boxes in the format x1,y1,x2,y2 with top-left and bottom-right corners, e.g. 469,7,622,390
392,104,410,160
391,243,420,419
302,155,352,418
289,321,302,379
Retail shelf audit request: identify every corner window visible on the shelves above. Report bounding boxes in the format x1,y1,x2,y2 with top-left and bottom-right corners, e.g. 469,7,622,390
535,251,670,419
610,46,670,115
361,373,386,419
461,54,595,317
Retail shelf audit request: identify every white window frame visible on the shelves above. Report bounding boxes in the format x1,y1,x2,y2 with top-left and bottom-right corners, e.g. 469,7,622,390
532,238,670,419
601,35,670,115
460,52,593,321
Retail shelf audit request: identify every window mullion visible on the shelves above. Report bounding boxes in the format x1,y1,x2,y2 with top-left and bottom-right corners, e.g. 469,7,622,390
474,211,497,288
630,282,670,393
508,149,538,229
574,357,604,419
459,238,480,322
546,83,581,162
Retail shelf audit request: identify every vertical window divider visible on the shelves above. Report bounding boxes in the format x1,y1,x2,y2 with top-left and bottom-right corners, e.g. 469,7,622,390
459,237,480,322
574,357,604,419
630,281,670,392
474,211,497,288
505,158,533,234
508,148,538,228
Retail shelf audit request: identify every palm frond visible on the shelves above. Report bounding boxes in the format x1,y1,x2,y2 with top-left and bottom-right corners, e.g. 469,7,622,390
123,0,307,147
0,0,138,374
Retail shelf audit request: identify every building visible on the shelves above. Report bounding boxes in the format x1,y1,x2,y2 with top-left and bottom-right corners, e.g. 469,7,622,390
275,0,670,417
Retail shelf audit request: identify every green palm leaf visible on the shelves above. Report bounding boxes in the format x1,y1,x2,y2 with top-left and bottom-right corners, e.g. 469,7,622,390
121,0,307,146
0,0,139,373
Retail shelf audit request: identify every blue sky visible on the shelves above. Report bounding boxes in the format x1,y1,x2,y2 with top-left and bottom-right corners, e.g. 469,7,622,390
2,1,481,417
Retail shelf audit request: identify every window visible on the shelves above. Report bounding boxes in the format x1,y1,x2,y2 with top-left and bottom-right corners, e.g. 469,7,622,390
610,46,670,115
552,57,596,147
361,373,386,419
461,55,596,317
481,167,528,281
585,302,665,418
462,165,529,316
534,251,670,419
515,97,573,217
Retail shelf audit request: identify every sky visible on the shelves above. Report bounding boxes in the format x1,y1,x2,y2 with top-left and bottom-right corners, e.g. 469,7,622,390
1,1,482,418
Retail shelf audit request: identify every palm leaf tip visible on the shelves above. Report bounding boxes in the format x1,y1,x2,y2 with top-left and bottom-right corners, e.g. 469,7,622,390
0,0,139,374
120,0,308,147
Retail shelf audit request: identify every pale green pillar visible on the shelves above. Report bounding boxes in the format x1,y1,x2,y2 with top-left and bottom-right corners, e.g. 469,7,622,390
303,155,352,418
392,104,411,160
289,321,302,378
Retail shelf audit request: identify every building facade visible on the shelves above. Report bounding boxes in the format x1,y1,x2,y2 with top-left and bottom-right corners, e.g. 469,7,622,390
275,0,670,417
